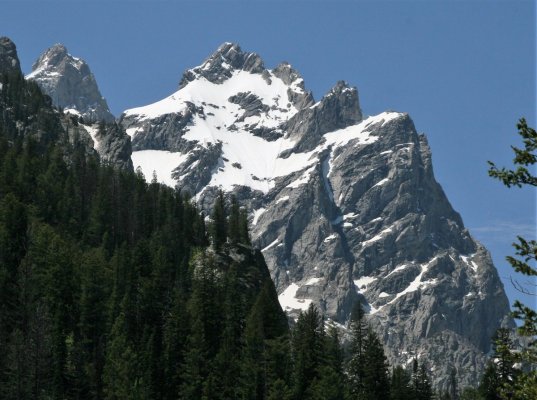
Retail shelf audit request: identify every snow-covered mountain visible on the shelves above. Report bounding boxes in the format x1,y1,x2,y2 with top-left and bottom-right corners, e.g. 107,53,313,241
119,42,512,389
27,43,114,123
26,44,132,170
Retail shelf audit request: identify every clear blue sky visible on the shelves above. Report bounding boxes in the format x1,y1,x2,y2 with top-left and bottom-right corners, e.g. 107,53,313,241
4,0,536,309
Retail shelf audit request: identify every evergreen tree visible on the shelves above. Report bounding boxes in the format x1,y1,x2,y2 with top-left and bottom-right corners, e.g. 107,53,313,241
478,328,519,399
488,118,537,398
478,362,500,400
103,311,145,400
227,195,240,244
238,207,251,245
78,248,109,399
362,327,390,399
347,303,368,399
210,191,227,251
411,359,434,400
291,304,325,400
162,287,189,400
390,365,413,400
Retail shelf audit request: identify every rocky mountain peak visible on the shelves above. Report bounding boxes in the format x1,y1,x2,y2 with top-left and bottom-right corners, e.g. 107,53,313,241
32,43,69,70
320,80,361,121
26,44,114,123
0,36,21,75
179,42,265,88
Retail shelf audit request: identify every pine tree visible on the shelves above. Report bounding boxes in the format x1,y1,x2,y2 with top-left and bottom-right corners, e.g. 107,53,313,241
162,287,189,400
103,312,143,400
411,359,434,400
362,328,390,399
227,195,240,244
291,304,325,400
210,191,227,251
79,248,109,399
478,362,501,400
239,207,251,245
478,328,519,399
390,365,413,400
347,303,369,399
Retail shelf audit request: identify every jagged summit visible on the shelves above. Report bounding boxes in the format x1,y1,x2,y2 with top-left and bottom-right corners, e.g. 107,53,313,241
31,43,70,70
122,43,320,155
0,36,21,75
26,43,114,123
179,42,265,88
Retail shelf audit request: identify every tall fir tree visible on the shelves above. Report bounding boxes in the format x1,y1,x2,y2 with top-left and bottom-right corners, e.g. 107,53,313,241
210,191,227,251
347,303,369,399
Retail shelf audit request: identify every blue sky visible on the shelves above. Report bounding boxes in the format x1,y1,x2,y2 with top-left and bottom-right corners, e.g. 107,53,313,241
3,0,536,309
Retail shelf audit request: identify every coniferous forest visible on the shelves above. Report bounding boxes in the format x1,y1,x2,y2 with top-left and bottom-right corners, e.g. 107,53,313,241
0,63,531,399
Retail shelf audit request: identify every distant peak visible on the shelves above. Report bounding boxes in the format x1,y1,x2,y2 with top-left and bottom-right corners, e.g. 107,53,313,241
214,42,242,56
179,42,265,88
27,43,114,123
49,43,68,54
0,36,21,74
32,43,74,71
330,80,354,93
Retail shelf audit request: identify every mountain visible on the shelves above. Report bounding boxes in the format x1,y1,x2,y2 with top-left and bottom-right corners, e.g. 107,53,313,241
26,43,115,123
22,43,132,170
120,43,513,389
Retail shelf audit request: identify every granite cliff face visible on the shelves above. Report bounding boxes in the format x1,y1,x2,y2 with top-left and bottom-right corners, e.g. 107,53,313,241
119,43,513,389
25,44,132,169
26,43,114,123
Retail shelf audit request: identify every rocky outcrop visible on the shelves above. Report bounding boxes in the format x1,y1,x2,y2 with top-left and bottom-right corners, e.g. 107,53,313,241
27,44,114,123
179,42,265,88
120,43,512,390
0,37,21,75
25,44,132,169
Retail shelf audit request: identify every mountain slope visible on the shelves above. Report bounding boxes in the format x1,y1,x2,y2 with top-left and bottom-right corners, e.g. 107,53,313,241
119,42,512,389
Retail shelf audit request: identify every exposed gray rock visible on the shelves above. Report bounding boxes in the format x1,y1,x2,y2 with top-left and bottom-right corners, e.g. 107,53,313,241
171,141,223,196
228,92,270,120
0,37,21,75
93,123,133,170
120,43,513,390
179,42,265,88
283,80,362,152
272,62,315,110
60,115,132,170
124,101,203,152
27,44,114,123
